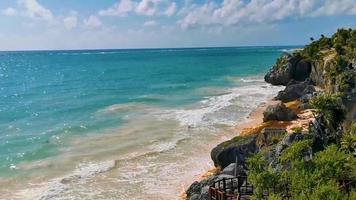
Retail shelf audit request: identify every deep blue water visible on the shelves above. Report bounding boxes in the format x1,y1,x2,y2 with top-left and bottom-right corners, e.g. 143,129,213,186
0,46,296,175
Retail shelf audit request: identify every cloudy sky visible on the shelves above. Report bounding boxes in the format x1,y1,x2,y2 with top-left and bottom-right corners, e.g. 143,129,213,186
0,0,355,50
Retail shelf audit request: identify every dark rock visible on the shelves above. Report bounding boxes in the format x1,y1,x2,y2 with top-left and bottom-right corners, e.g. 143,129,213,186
299,92,318,109
189,194,200,200
263,102,297,122
211,135,258,169
264,53,296,85
268,133,307,171
222,163,247,176
265,53,312,86
275,81,316,102
275,133,306,156
291,60,312,81
186,181,202,199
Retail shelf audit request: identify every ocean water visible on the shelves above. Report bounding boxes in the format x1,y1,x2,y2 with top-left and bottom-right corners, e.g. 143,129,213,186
0,47,290,199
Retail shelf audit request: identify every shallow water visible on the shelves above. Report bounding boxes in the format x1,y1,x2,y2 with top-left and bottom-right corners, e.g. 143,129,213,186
0,47,291,199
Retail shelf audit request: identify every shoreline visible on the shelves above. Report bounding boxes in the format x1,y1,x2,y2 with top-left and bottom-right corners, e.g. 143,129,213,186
182,98,315,199
179,98,279,199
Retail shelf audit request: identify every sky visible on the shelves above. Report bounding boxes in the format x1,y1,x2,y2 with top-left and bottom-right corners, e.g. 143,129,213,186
0,0,355,50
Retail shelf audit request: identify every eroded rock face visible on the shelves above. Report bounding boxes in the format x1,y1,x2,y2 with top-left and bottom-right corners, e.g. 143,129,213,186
263,102,297,122
265,53,312,86
211,135,258,169
264,53,296,85
292,60,312,81
274,80,316,102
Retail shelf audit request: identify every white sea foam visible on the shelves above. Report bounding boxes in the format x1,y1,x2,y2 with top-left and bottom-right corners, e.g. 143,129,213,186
158,83,282,127
15,161,116,200
281,48,302,53
9,77,283,200
239,78,264,83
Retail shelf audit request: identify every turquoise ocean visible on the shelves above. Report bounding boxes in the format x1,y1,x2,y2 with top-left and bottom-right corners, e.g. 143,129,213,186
0,47,292,199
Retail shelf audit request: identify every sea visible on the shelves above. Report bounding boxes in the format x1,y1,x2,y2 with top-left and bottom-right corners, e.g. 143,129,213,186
0,47,293,199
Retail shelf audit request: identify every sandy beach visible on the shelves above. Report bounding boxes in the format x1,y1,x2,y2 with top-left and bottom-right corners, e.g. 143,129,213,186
181,98,315,199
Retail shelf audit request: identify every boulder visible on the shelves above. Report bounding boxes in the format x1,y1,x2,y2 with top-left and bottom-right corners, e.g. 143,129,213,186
275,81,316,102
264,53,296,85
211,135,258,169
263,102,297,122
265,53,313,86
222,163,247,176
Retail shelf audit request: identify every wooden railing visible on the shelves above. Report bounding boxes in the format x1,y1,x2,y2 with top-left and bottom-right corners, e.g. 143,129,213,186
209,176,253,200
209,177,355,200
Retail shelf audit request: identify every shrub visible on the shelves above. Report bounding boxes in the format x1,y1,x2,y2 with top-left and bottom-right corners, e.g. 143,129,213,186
279,140,313,164
313,145,356,181
309,181,345,200
340,123,356,155
247,153,281,198
311,93,345,127
291,126,303,134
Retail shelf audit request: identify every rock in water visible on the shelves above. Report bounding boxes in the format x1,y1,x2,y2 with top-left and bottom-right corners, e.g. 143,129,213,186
211,135,258,169
263,102,297,122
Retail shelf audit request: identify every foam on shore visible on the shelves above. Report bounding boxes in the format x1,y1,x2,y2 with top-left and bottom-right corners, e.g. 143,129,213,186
1,77,283,200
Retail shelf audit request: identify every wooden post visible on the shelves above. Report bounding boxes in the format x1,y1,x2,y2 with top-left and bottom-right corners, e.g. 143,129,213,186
234,156,238,177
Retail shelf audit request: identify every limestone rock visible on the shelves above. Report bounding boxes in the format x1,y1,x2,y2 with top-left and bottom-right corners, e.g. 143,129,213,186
211,135,258,169
263,102,297,122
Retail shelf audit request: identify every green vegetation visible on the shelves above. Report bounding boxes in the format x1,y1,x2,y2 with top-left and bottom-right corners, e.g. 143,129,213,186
294,28,355,94
218,135,253,148
311,93,345,127
247,29,356,199
248,141,356,199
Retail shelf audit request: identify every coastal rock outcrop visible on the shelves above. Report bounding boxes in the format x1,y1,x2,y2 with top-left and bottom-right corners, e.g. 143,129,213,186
210,135,258,169
263,102,297,122
264,53,295,85
264,53,312,86
274,80,316,102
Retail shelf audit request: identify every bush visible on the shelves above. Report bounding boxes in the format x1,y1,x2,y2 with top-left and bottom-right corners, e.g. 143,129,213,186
313,145,356,181
340,123,356,155
309,181,345,200
311,93,345,127
247,153,281,198
279,140,313,164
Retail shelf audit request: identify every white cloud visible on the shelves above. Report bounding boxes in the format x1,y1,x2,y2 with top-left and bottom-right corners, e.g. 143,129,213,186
143,20,157,27
179,0,356,29
99,0,177,17
164,2,177,17
19,0,54,22
63,16,78,30
99,0,135,16
2,7,18,16
135,0,162,16
312,0,356,16
84,15,102,29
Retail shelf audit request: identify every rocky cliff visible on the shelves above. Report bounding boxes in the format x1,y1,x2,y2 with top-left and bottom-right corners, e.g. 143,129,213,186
186,28,356,200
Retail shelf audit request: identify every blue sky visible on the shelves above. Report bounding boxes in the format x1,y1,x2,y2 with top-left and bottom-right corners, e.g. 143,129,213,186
0,0,355,50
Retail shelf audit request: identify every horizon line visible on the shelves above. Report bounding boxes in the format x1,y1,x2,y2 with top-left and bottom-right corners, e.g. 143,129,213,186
0,44,304,52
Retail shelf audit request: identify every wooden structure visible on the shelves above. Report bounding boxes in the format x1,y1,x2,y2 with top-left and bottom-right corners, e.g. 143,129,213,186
209,176,253,200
